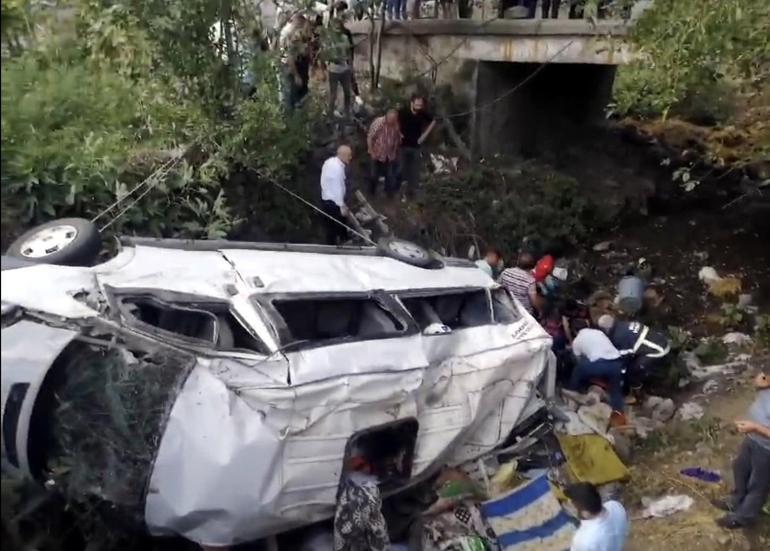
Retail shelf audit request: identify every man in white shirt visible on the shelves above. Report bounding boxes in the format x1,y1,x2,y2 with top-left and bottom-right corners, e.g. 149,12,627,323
475,248,503,279
568,327,627,425
320,145,353,245
565,482,628,551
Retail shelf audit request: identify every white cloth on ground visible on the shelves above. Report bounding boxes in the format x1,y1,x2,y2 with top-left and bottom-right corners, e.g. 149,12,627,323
570,500,628,551
572,328,621,362
320,156,347,207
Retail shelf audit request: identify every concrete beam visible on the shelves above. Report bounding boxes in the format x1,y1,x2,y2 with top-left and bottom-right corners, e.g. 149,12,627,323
348,18,630,38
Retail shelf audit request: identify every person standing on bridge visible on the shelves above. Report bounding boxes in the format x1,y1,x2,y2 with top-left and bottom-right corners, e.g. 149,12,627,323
542,0,561,18
387,0,408,20
398,94,436,200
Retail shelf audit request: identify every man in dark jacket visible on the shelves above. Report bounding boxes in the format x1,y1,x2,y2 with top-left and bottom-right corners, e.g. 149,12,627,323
597,314,671,390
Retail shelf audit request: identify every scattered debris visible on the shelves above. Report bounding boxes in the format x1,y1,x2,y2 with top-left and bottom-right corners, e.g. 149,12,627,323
678,401,705,421
680,467,721,483
710,277,743,298
702,379,720,395
577,402,613,435
429,153,459,175
593,240,613,252
722,332,752,347
641,495,694,518
556,409,599,437
490,461,520,495
698,266,721,284
736,295,758,314
684,350,749,381
642,396,676,423
630,415,662,439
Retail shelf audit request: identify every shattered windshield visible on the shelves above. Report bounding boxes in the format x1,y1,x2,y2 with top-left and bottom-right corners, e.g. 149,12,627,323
38,341,196,525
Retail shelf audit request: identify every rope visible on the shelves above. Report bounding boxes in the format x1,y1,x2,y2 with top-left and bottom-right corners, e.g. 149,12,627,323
446,39,575,118
98,158,181,233
91,153,184,224
265,175,376,245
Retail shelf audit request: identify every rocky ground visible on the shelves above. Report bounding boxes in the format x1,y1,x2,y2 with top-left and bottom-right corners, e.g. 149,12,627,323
626,380,769,550
584,209,770,550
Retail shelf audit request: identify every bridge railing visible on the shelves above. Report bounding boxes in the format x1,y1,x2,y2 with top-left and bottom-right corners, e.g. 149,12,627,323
345,0,645,22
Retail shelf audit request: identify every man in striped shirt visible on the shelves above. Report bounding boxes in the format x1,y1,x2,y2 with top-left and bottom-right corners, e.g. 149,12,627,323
499,252,538,314
367,109,401,197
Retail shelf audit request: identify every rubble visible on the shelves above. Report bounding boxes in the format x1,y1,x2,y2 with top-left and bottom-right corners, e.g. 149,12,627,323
629,415,662,439
722,332,752,347
577,402,613,435
698,266,721,284
642,396,676,423
678,401,705,421
593,240,613,252
702,379,720,395
708,277,742,298
683,350,749,381
737,293,757,314
641,495,694,518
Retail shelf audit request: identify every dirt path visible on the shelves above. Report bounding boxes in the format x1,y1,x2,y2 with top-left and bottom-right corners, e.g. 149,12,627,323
624,377,769,550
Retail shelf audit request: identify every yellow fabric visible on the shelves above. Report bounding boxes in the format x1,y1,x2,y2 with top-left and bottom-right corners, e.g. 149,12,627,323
557,434,630,485
549,481,568,503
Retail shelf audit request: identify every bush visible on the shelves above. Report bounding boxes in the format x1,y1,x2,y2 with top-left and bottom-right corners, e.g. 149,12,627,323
0,49,217,236
1,2,320,245
612,0,770,122
419,160,590,257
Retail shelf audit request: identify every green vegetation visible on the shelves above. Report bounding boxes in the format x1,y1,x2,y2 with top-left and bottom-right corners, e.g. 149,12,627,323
419,160,590,257
613,0,770,122
1,0,317,244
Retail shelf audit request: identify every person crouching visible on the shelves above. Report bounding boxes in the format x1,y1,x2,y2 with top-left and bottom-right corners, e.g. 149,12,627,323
597,314,671,394
568,326,627,427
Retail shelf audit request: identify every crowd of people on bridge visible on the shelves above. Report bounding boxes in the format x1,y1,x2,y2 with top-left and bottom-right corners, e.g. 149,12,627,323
309,0,637,21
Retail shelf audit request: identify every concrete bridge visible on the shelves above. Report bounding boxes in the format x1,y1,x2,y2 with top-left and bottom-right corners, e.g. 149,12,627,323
349,18,633,157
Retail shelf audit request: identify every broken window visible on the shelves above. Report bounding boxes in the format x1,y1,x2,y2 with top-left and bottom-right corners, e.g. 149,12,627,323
342,419,419,493
492,288,522,324
401,289,492,331
118,296,268,354
33,341,197,523
270,296,407,346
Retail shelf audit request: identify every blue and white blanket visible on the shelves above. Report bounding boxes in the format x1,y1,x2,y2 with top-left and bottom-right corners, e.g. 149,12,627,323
481,475,576,551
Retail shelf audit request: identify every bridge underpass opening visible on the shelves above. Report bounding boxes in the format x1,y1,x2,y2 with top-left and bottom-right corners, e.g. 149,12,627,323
473,61,617,158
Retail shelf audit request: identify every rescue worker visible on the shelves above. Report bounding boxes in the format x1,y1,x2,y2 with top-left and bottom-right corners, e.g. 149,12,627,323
597,314,671,392
568,326,627,427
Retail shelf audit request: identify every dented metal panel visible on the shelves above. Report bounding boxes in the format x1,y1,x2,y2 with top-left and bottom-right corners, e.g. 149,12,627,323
1,240,554,546
144,315,552,545
1,321,78,475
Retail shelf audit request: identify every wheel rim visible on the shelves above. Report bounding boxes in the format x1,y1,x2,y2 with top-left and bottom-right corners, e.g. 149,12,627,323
388,239,428,261
19,225,79,258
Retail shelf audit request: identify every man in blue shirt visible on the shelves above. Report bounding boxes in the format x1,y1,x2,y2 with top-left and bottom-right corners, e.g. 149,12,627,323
711,369,770,528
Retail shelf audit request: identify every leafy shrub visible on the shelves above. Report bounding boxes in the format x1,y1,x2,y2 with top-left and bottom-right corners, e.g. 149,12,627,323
1,1,320,245
419,160,590,257
612,0,770,121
